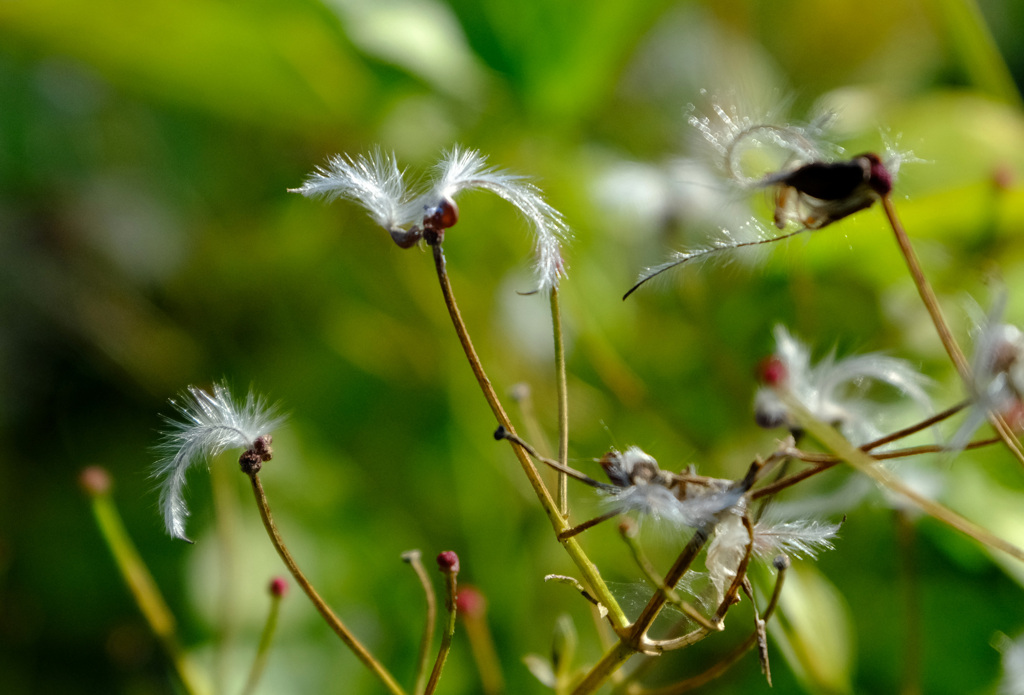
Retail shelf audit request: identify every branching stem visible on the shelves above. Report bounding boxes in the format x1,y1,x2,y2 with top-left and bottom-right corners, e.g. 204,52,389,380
782,393,1024,563
429,242,627,629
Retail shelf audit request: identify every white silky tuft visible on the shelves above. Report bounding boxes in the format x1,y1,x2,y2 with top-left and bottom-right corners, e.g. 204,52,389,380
755,325,932,444
289,149,414,233
751,517,841,560
427,146,570,292
950,292,1024,454
291,145,570,293
154,382,285,542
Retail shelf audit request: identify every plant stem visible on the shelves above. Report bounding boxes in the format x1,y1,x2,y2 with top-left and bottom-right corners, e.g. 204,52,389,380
782,392,1024,563
89,487,210,695
637,559,789,695
460,598,504,695
861,399,968,450
883,195,968,374
240,589,283,695
429,243,628,629
401,551,436,695
882,195,1024,466
896,510,922,695
619,523,720,631
551,286,570,517
424,563,459,695
630,528,711,643
570,641,636,695
247,473,406,695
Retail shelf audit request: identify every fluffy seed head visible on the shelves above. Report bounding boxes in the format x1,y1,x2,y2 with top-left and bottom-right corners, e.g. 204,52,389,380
153,382,285,542
754,325,931,444
292,146,570,292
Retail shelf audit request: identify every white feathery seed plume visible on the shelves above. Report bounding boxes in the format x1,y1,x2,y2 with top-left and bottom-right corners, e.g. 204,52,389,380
291,146,570,292
950,292,1024,454
154,382,285,542
755,325,932,445
625,95,912,298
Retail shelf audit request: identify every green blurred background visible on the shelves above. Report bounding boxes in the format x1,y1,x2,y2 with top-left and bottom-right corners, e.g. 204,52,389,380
3,0,1024,693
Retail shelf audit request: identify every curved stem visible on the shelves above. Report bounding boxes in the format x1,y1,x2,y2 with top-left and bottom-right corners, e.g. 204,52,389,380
636,558,790,695
401,551,436,695
629,528,711,645
429,243,627,629
247,473,406,695
882,195,1024,466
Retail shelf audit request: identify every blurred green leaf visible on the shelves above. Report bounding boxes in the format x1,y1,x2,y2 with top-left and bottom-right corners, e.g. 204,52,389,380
0,0,373,131
770,563,855,695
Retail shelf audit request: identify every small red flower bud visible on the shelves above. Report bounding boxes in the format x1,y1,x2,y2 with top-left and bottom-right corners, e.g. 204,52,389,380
269,576,289,597
437,550,460,574
455,585,487,618
79,466,112,496
758,356,788,387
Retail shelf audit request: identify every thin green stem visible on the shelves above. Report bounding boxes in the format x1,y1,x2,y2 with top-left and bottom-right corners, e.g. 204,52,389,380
429,243,628,629
551,286,570,517
570,641,636,695
88,484,210,695
424,562,458,695
239,588,283,695
882,195,1024,467
862,399,969,450
247,473,406,695
752,435,1002,500
782,392,1024,563
402,551,436,695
